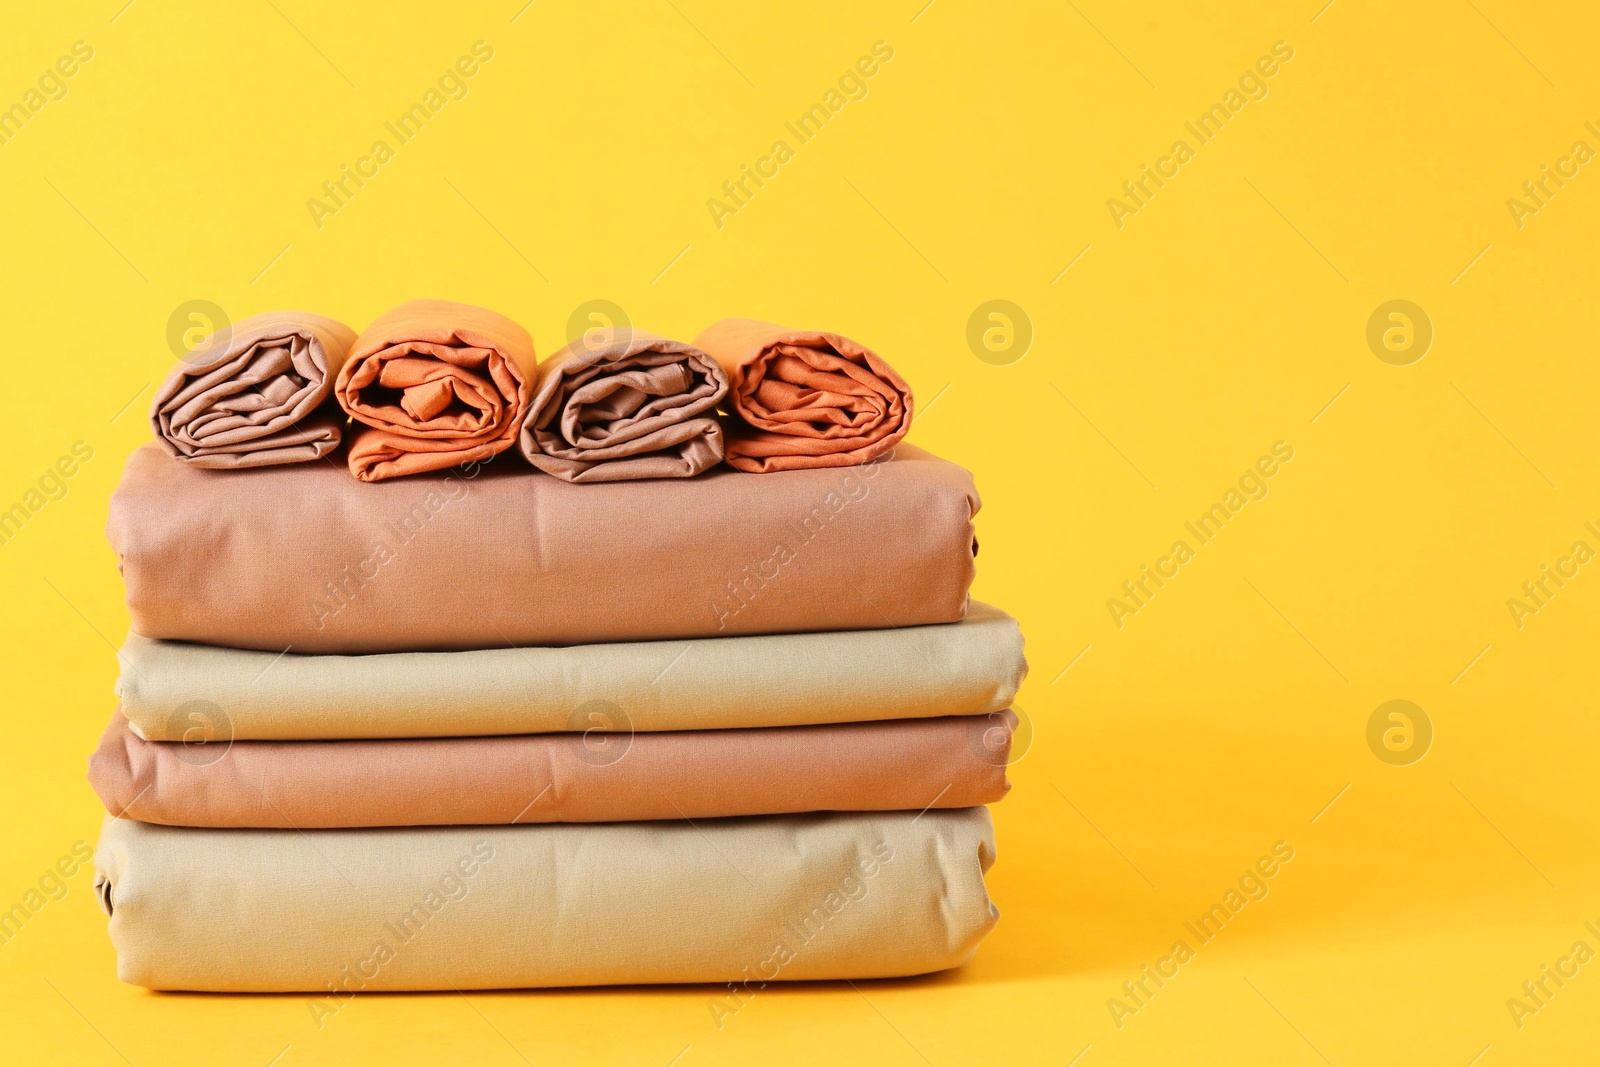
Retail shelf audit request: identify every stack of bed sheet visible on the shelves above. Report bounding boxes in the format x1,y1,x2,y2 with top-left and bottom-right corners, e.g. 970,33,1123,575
88,301,1027,992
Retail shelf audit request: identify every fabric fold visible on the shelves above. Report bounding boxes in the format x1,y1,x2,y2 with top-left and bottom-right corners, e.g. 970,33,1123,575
108,441,978,653
94,809,998,990
115,602,1024,739
335,299,535,481
89,712,1014,827
694,318,913,473
150,311,356,468
518,328,728,482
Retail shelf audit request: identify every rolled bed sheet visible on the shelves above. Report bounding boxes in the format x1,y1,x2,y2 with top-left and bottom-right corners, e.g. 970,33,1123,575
94,808,998,991
694,318,912,473
89,712,1014,828
335,299,536,481
116,602,1022,740
518,328,728,482
107,441,978,654
150,311,356,468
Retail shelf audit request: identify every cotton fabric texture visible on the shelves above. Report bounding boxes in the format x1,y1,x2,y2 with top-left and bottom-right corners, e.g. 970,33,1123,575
116,602,1022,740
694,318,913,473
94,809,998,991
107,442,978,654
150,311,356,469
89,712,1014,827
519,328,728,482
335,299,536,481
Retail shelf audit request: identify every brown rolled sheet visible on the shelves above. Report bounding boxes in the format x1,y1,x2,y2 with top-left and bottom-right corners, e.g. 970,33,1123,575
108,441,977,653
89,712,1014,828
94,808,998,991
150,311,356,468
335,299,535,481
518,328,728,482
694,318,913,473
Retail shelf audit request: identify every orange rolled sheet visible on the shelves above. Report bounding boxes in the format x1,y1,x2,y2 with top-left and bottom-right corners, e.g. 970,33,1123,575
694,318,913,473
88,712,1014,828
335,299,535,481
519,328,729,482
150,311,356,469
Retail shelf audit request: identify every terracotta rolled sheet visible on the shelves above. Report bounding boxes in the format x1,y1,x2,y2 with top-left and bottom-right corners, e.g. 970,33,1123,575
335,299,536,481
89,712,1014,827
694,318,912,473
150,311,356,468
94,808,997,991
519,328,728,482
116,602,1022,740
108,441,978,654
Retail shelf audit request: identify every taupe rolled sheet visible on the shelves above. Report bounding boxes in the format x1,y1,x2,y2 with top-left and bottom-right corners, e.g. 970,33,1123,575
150,311,356,468
519,328,728,482
335,299,536,481
89,712,1014,828
95,809,998,991
108,441,978,654
116,602,1023,740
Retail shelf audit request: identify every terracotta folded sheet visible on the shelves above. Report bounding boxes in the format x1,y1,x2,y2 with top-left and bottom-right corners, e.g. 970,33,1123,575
89,712,1013,828
108,442,977,654
335,299,536,481
519,328,728,482
151,311,356,468
95,808,997,991
117,602,1022,740
695,318,912,473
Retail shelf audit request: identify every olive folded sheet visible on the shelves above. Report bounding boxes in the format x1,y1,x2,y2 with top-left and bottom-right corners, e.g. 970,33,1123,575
94,809,998,991
116,601,1022,739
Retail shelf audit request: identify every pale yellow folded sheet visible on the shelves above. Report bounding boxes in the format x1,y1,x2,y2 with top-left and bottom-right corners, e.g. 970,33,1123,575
94,809,998,992
117,602,1025,740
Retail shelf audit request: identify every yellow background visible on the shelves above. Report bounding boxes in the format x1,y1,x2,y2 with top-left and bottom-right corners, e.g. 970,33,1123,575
2,0,1597,1063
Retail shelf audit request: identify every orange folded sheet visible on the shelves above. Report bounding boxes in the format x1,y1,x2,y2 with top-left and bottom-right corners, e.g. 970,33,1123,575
150,311,356,468
88,712,1014,827
335,299,536,481
519,328,728,482
694,318,913,473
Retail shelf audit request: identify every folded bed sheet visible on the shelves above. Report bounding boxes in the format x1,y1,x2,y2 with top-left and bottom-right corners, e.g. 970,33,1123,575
519,328,728,482
94,808,998,991
151,311,356,468
117,601,1022,740
108,441,978,654
695,318,912,473
89,712,1013,827
335,299,536,481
